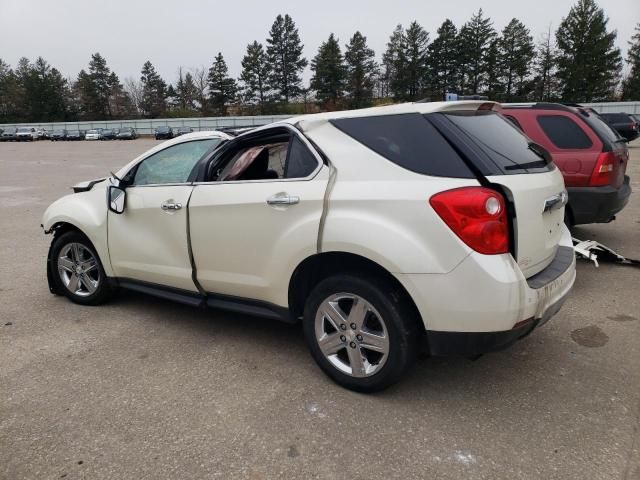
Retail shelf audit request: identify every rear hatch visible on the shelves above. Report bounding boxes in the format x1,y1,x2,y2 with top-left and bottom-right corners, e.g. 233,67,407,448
431,109,566,278
581,111,629,188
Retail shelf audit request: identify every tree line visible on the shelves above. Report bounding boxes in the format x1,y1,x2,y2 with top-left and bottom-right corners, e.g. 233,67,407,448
0,0,638,124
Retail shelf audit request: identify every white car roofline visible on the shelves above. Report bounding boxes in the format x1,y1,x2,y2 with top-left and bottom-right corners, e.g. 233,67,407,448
233,101,498,136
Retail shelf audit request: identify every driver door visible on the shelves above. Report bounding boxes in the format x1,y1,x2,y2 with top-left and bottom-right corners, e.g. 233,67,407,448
108,138,219,291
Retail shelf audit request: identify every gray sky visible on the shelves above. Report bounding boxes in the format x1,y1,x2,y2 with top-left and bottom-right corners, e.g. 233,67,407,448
0,0,637,85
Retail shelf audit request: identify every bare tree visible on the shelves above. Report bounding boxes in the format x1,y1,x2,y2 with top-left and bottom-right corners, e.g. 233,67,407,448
191,66,209,114
123,76,143,116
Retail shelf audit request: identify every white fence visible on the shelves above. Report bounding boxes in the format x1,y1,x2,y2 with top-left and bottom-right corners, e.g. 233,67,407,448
0,115,290,135
582,102,640,114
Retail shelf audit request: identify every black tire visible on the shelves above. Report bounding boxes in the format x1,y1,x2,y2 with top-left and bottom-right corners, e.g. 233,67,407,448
50,231,115,306
303,274,419,392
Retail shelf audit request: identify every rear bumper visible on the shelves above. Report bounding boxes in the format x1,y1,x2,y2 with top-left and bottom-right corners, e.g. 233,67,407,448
396,226,576,355
568,175,631,225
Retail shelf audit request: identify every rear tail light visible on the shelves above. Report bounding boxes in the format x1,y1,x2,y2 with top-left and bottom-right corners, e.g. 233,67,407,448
589,152,616,186
429,187,509,255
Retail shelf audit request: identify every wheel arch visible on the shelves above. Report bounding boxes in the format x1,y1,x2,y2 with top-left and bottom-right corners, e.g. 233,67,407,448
288,251,425,333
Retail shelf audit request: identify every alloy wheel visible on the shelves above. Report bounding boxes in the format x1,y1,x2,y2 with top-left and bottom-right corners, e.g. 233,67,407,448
57,242,100,297
314,293,390,378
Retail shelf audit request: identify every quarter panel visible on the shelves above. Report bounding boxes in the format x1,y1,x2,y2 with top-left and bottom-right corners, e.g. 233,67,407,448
320,178,478,274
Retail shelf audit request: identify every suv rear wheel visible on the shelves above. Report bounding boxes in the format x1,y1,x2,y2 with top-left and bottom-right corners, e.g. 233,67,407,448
51,231,114,306
303,274,419,392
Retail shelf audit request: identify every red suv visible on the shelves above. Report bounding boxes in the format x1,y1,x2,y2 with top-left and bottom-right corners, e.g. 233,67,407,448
501,103,631,226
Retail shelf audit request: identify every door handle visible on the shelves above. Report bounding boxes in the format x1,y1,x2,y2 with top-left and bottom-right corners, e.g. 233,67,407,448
161,202,182,211
267,194,300,206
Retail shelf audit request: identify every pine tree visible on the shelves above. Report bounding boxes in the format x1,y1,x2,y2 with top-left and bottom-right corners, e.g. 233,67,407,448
498,19,535,100
484,39,501,99
310,33,346,107
622,23,640,100
239,41,270,113
175,68,198,112
266,14,308,103
404,21,429,100
427,19,459,100
382,25,409,100
208,52,237,116
140,61,167,118
457,9,497,94
555,0,622,101
89,53,114,117
344,31,378,108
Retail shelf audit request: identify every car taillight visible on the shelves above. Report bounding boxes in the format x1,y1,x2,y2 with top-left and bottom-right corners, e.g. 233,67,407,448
589,152,616,186
429,187,509,255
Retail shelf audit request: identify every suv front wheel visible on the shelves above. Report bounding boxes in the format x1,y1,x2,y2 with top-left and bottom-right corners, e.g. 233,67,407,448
50,231,114,306
303,274,419,392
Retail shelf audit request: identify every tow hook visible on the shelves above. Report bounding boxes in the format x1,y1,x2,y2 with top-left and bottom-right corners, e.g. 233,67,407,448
573,237,640,268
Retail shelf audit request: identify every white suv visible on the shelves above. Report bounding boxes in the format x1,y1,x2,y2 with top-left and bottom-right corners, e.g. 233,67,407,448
42,102,576,391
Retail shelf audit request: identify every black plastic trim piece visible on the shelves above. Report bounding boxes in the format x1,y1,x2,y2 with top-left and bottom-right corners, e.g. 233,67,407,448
426,319,538,356
114,278,295,323
526,246,575,289
206,292,295,323
118,279,205,307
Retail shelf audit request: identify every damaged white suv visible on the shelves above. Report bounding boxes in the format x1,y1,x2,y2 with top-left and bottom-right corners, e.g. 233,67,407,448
42,102,576,392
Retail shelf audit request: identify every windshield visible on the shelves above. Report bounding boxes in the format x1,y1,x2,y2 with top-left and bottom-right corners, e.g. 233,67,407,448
87,130,98,134
157,127,170,132
53,130,64,134
103,129,113,134
17,127,31,133
68,130,80,135
121,128,132,132
4,128,17,133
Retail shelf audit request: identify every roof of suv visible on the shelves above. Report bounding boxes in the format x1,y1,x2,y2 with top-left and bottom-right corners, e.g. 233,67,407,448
274,101,498,132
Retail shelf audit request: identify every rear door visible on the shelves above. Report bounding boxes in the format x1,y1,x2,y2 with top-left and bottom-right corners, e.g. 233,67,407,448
188,128,328,305
436,111,567,278
507,110,603,187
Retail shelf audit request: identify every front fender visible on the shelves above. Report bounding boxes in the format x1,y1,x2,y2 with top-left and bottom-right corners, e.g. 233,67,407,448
42,184,113,276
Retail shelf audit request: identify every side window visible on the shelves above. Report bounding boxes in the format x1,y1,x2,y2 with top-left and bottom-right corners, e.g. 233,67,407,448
537,115,593,149
285,136,318,178
217,132,318,182
132,138,221,185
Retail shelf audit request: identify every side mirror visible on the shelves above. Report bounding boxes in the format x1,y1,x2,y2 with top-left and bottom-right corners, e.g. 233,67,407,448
108,185,126,214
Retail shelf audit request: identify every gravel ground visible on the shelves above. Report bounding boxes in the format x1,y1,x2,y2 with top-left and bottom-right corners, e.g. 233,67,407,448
1,137,639,480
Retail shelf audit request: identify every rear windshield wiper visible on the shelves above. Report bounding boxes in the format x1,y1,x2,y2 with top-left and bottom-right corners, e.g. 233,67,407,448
504,160,549,171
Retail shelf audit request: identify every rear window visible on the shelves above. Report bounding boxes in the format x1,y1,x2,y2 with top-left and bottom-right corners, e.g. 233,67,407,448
443,111,552,174
583,113,621,145
330,113,474,178
537,115,592,149
602,113,631,123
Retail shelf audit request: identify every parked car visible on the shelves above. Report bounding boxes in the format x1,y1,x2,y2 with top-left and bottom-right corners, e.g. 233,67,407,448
154,126,174,140
0,127,18,141
116,127,138,140
502,103,631,226
41,129,51,140
101,129,117,140
85,129,103,141
35,128,46,139
50,129,67,141
598,112,639,142
16,127,38,141
175,126,194,136
42,102,576,392
66,130,84,141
